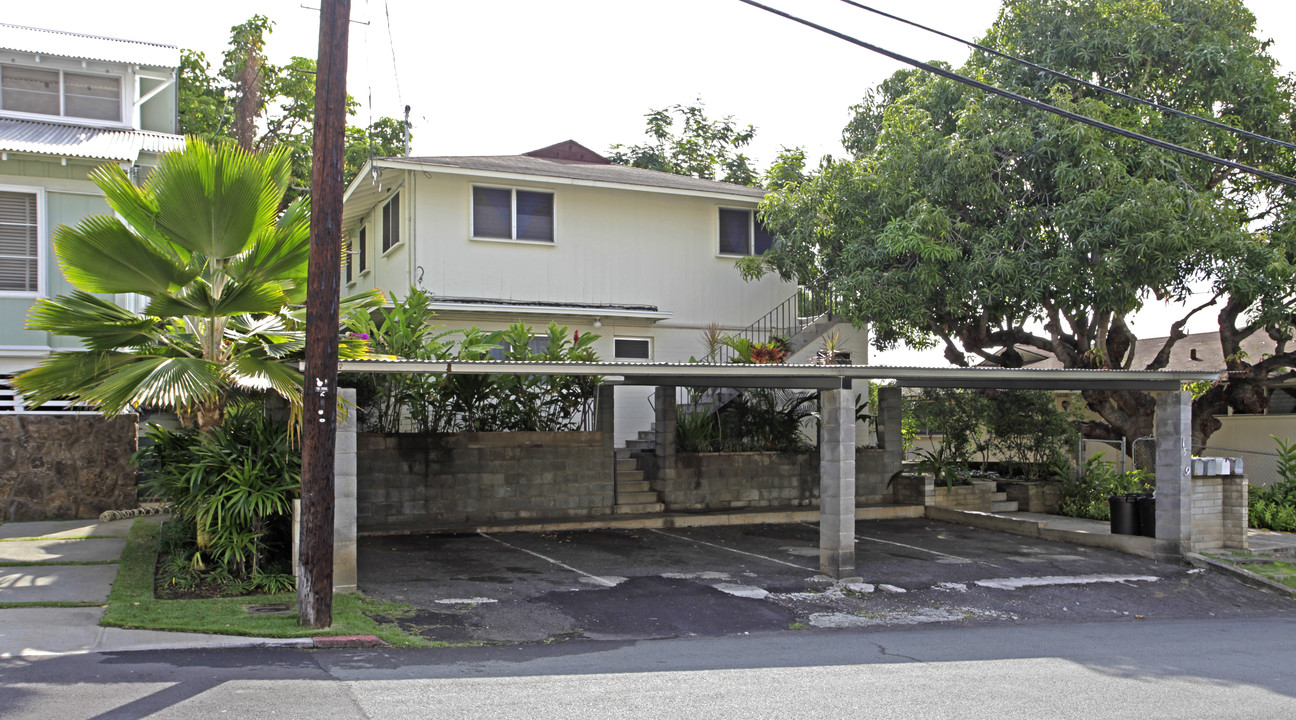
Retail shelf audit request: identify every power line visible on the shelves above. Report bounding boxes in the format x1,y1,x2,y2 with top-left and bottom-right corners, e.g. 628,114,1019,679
838,0,1296,153
383,0,403,106
736,0,1296,187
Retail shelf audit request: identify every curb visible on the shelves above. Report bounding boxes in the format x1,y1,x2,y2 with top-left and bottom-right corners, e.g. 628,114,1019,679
312,634,386,649
1185,553,1296,597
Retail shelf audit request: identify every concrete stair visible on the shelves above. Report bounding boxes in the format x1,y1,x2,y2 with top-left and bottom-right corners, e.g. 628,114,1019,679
614,431,664,514
990,491,1019,513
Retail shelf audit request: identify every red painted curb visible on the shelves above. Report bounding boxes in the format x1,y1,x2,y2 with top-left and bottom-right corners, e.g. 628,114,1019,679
312,635,386,648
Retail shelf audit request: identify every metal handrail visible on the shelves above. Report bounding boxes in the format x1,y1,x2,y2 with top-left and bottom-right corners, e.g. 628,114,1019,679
713,278,841,364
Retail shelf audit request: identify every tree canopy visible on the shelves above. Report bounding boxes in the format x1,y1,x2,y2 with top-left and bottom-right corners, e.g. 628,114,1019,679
179,16,407,192
748,0,1296,445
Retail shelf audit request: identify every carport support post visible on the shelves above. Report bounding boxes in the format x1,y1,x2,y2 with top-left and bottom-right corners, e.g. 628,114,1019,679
597,384,616,502
1153,390,1192,555
819,383,857,579
654,386,676,482
334,388,358,591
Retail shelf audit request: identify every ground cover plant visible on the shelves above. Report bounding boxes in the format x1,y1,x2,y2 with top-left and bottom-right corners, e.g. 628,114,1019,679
345,288,601,433
136,399,298,596
102,519,430,645
1055,454,1152,522
1249,436,1296,532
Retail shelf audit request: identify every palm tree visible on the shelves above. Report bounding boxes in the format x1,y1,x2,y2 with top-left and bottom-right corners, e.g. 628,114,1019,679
14,138,381,429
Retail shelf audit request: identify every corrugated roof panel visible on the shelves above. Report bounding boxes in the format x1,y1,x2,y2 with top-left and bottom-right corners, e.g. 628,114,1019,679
0,24,179,68
0,117,183,161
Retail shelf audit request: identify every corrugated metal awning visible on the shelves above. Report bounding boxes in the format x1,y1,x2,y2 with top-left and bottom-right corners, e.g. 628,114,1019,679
0,24,179,67
327,359,1224,392
0,118,183,162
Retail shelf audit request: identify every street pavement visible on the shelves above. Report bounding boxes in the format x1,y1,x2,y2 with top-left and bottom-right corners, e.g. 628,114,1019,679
1,616,1294,719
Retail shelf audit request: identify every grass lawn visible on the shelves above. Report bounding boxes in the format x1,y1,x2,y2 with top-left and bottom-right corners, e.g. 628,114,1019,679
102,519,435,647
1206,551,1296,593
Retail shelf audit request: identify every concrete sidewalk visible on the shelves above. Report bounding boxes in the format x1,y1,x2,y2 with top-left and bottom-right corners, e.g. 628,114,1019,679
0,518,307,658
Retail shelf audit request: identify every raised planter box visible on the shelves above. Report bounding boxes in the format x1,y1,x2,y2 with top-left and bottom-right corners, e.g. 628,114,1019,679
998,481,1062,513
892,474,996,511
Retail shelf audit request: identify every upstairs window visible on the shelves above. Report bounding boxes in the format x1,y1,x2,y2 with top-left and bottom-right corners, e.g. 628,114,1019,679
472,186,554,242
1,65,122,123
381,193,401,252
614,338,651,360
0,190,39,294
718,208,774,256
344,237,353,284
358,226,368,273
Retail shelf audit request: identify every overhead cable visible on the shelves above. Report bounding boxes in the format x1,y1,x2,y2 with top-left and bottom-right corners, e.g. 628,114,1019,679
736,0,1296,187
838,0,1296,153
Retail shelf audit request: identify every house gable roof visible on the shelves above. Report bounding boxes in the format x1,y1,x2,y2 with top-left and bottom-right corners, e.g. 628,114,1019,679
522,140,611,164
0,23,179,68
983,328,1292,374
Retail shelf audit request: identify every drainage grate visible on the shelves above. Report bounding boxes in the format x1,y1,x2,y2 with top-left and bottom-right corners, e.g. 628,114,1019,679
244,603,293,615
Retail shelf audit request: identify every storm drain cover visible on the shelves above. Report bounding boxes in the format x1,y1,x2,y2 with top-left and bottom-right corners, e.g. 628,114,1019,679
244,603,292,615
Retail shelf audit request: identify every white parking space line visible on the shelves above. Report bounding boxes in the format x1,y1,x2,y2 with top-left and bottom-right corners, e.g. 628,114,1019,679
796,521,999,568
648,529,816,571
477,532,617,587
975,574,1160,590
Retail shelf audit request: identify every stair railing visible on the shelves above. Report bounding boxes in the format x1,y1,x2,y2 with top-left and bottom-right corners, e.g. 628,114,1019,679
714,277,841,364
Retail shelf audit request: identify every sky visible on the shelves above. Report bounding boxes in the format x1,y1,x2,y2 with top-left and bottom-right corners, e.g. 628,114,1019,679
8,0,1296,365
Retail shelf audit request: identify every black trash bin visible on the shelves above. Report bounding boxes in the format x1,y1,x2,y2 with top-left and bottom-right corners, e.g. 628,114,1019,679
1136,493,1156,538
1109,494,1140,535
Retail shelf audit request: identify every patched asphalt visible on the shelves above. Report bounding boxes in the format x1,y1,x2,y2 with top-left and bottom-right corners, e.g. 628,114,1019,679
357,519,1296,644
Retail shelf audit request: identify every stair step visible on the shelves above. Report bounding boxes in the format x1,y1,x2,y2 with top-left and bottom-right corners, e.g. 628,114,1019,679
614,448,641,461
623,439,653,450
617,470,645,483
990,492,1008,502
617,480,651,493
990,501,1019,513
616,491,660,504
613,502,665,515
637,430,655,441
616,459,639,471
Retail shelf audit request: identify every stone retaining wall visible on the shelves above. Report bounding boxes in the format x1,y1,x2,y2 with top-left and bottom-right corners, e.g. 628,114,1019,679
356,431,612,531
0,414,138,521
999,481,1062,513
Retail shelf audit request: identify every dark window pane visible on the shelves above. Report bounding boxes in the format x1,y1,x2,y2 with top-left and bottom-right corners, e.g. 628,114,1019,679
473,187,512,238
358,227,367,271
718,208,751,255
2,66,59,116
382,194,400,251
527,336,550,355
516,190,554,242
753,217,774,255
614,338,651,360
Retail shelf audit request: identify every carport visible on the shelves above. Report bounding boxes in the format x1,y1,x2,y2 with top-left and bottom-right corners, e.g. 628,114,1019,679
326,360,1221,587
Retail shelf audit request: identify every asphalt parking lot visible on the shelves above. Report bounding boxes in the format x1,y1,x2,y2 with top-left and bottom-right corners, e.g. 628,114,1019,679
357,519,1296,644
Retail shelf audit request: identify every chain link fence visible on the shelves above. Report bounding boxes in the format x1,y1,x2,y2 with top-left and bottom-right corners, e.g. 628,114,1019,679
1131,435,1285,487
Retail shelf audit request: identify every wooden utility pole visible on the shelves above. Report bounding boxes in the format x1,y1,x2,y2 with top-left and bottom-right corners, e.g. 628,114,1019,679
299,0,351,629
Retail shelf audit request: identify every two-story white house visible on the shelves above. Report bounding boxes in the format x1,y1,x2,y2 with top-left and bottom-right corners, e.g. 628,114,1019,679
0,24,183,379
340,140,867,442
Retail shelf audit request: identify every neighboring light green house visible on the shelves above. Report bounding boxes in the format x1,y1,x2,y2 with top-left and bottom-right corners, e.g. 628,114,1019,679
0,24,183,383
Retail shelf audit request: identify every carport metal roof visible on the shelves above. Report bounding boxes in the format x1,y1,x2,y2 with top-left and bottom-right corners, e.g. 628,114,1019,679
331,359,1222,392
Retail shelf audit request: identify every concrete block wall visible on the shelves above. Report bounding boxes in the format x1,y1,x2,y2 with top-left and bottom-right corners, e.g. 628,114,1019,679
1189,471,1248,552
999,481,1062,513
356,431,612,531
892,475,996,512
655,448,896,513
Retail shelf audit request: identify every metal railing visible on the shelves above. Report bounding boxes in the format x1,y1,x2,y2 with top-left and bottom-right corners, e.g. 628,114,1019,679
713,278,842,364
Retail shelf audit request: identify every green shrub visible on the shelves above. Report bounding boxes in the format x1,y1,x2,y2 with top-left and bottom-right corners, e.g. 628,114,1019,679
675,388,816,453
1249,435,1296,531
1056,453,1151,521
136,399,299,591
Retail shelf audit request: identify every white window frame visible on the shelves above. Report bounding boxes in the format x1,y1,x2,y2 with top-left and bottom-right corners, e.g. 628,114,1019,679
469,184,556,245
380,191,403,256
356,225,370,277
0,184,46,299
613,337,653,361
716,206,773,258
0,63,126,127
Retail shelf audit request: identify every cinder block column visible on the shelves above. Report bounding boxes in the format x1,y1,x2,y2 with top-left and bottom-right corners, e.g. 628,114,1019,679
1222,470,1249,550
820,385,857,579
333,388,358,592
654,385,677,481
597,384,616,496
1153,390,1192,555
877,385,903,471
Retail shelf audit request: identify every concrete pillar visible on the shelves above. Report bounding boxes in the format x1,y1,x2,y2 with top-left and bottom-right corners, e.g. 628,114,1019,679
1153,390,1192,555
654,385,677,481
333,388,358,592
597,384,616,495
877,385,902,469
819,385,857,579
